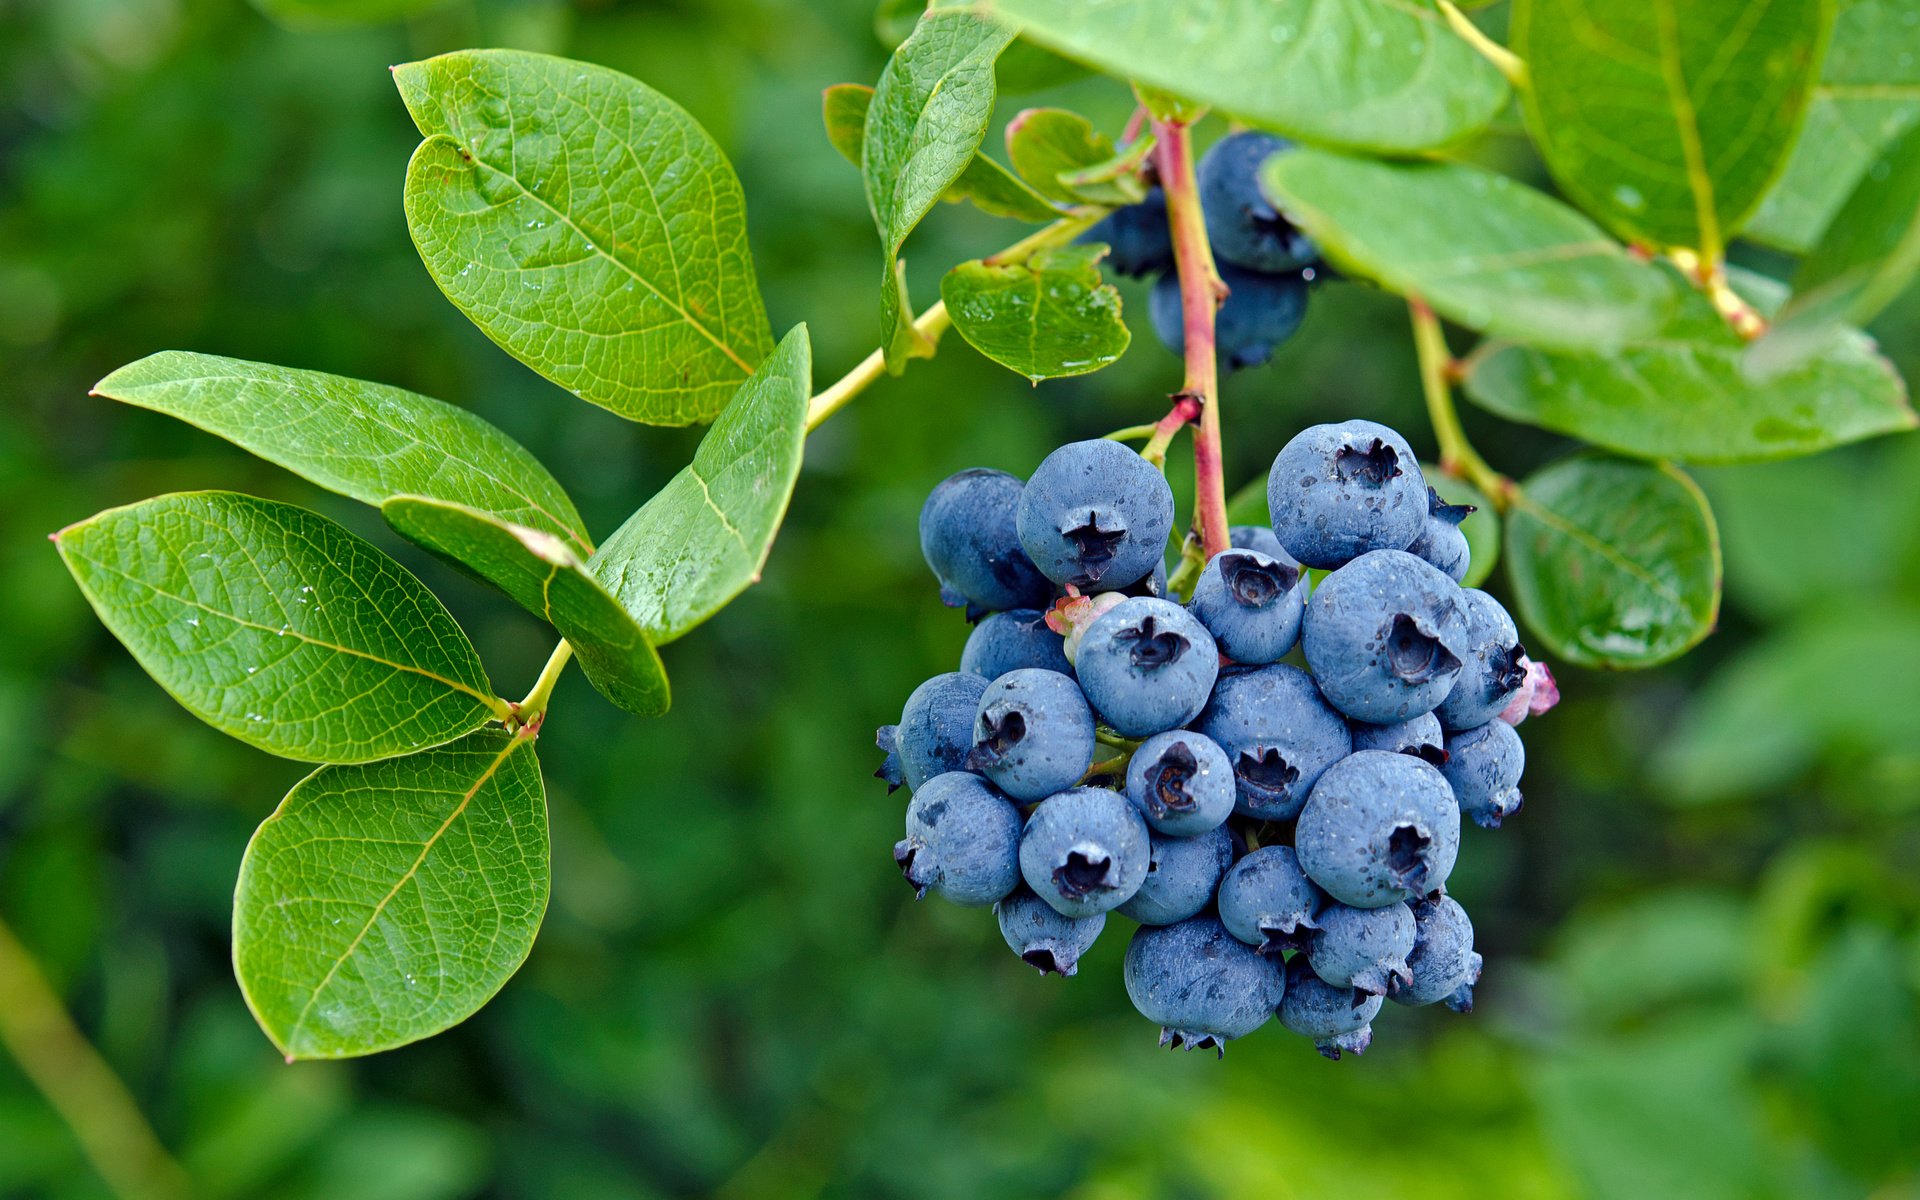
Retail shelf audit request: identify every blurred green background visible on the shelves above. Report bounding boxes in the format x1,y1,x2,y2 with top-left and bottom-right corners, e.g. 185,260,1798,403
3,1,1919,1197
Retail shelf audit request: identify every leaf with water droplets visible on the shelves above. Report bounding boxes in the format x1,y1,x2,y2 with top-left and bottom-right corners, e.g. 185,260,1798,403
1505,455,1721,669
397,50,773,426
233,728,547,1059
54,492,501,763
940,245,1130,381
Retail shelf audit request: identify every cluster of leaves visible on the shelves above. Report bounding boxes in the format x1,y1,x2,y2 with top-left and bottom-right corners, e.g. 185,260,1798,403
54,0,1920,1063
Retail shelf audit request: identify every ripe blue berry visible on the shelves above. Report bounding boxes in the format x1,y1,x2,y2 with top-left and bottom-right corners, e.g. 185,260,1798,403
1441,718,1525,828
1123,916,1287,1055
1074,597,1219,736
920,468,1053,615
1388,894,1481,1011
1309,901,1415,996
879,671,990,791
1150,263,1310,373
894,772,1024,906
1019,786,1152,918
1119,825,1235,926
1432,589,1527,731
1267,420,1428,569
1278,955,1382,1059
1295,750,1460,908
1017,439,1174,591
1302,549,1468,724
1124,730,1235,837
967,668,1095,803
1217,845,1325,953
1197,131,1317,272
1406,486,1474,582
1188,548,1306,664
1348,712,1446,764
995,886,1106,976
1230,524,1286,558
1193,663,1351,819
1075,188,1173,277
961,609,1074,681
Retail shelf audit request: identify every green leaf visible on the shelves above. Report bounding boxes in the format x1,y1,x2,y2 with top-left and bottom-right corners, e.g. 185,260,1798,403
1748,0,1920,253
940,245,1131,381
396,50,773,426
1512,0,1830,255
382,498,669,718
1422,467,1501,589
1748,121,1920,373
590,326,810,643
977,0,1510,154
249,0,455,28
233,728,546,1059
863,10,1016,369
826,81,1058,223
1005,108,1140,205
53,492,501,763
1504,456,1721,668
1465,266,1915,463
92,351,590,554
1261,151,1676,350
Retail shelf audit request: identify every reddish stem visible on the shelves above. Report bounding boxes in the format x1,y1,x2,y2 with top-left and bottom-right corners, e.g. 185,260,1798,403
1139,392,1203,466
1152,117,1230,561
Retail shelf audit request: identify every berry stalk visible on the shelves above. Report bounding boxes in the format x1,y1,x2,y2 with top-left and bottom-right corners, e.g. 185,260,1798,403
1153,117,1231,561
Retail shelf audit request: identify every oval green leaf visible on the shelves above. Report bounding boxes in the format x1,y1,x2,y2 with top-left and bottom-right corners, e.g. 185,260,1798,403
396,50,773,426
1505,456,1722,668
383,498,669,718
1005,108,1140,206
234,728,547,1060
1749,0,1920,252
978,0,1509,154
53,492,502,762
1466,269,1915,463
941,245,1130,381
1262,151,1676,350
825,81,1058,223
92,351,590,553
1422,466,1502,589
1512,0,1829,255
863,10,1016,368
590,326,810,643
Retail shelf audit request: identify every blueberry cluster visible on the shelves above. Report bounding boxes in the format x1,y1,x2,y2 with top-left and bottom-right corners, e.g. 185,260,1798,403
880,420,1558,1058
1080,131,1323,372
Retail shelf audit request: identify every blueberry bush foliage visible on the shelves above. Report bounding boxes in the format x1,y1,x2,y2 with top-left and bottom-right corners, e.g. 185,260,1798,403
49,0,1919,1065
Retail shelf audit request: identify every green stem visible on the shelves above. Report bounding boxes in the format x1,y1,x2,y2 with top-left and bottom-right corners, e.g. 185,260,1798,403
1409,299,1511,509
512,640,574,730
0,918,191,1200
1103,423,1159,444
1437,0,1529,87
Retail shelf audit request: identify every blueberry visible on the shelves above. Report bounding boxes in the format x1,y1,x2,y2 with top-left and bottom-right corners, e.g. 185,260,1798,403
967,668,1095,802
1188,548,1306,664
1124,730,1235,836
1017,439,1175,591
1432,589,1528,731
1441,718,1524,828
1388,894,1481,1011
1308,901,1415,996
995,885,1106,976
1230,524,1285,558
920,468,1053,615
1119,825,1235,926
1267,420,1428,569
1123,916,1286,1055
880,672,990,791
1278,955,1382,1059
1019,786,1152,918
894,772,1024,906
1348,712,1447,765
1217,845,1325,953
1193,663,1351,819
1074,597,1219,736
1112,557,1169,600
1406,486,1474,582
1295,749,1460,908
1075,188,1173,278
1302,549,1468,724
1150,263,1309,373
961,609,1074,681
1197,131,1317,272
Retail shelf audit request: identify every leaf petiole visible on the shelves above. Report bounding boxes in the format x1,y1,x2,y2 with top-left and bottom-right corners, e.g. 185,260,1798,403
511,640,574,731
1409,298,1512,509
